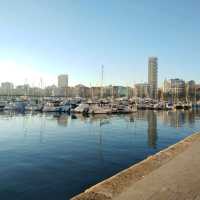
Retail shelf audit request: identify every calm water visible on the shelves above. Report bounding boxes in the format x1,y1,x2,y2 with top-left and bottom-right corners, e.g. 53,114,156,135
0,110,200,200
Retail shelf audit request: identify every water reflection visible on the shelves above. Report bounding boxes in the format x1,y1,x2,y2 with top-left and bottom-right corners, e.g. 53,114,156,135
1,110,200,138
160,110,200,128
147,111,157,149
54,114,69,127
0,110,200,200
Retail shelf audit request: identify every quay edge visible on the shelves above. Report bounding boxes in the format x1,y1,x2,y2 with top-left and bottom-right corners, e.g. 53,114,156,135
70,132,200,200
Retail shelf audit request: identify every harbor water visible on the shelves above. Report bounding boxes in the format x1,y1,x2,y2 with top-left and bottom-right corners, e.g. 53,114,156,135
0,110,200,200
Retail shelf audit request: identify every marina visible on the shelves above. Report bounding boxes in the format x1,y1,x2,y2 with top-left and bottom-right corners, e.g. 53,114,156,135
0,110,200,199
0,1,200,199
0,97,199,114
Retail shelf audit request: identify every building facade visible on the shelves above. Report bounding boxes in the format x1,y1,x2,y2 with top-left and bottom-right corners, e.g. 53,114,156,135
0,82,14,95
58,74,68,88
134,83,151,98
148,57,158,99
186,80,196,102
163,79,186,102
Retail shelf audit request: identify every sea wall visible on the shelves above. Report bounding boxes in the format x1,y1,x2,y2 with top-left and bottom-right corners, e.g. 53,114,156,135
71,132,200,200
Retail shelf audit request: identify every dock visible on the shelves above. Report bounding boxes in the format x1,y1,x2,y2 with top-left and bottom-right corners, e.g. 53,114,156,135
71,132,200,200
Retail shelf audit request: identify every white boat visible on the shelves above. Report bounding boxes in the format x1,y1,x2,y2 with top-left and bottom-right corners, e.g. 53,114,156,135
111,104,136,114
89,104,112,114
43,101,70,113
72,103,89,113
43,102,58,112
165,103,173,110
4,101,27,111
25,104,43,112
115,105,136,114
59,102,71,112
154,102,164,110
42,102,58,112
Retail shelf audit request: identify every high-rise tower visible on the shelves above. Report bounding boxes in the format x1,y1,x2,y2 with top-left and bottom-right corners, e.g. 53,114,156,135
148,57,158,99
58,74,68,88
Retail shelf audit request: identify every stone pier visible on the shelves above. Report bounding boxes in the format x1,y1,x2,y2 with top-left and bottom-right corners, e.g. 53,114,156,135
71,133,200,200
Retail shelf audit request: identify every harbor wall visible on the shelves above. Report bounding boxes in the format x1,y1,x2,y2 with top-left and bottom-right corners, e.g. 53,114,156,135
70,132,200,200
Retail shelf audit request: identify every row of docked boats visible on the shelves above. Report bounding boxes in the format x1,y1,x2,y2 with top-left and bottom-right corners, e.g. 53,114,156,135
0,97,199,113
72,103,136,114
0,99,136,114
135,98,194,110
0,100,71,113
136,102,192,110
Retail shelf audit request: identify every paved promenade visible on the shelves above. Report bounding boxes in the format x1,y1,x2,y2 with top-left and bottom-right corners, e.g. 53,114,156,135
114,138,200,200
71,133,200,200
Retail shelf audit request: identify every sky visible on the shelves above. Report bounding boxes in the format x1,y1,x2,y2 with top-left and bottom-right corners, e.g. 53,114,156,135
0,0,200,87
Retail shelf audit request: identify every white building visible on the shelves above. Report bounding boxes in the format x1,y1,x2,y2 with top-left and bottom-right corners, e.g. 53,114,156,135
0,82,14,95
58,74,68,88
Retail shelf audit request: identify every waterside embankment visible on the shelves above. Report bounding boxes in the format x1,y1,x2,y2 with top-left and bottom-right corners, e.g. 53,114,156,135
71,132,200,200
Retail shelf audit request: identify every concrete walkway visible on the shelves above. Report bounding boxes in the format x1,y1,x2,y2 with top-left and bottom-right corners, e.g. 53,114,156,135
71,133,200,200
114,139,200,200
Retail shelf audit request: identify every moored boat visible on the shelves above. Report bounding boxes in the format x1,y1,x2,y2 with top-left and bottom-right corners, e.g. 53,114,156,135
72,103,89,114
89,104,112,114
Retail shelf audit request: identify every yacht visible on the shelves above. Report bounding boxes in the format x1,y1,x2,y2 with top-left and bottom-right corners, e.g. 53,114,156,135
25,104,43,112
59,101,71,112
183,102,192,110
116,105,136,114
72,103,89,114
25,100,43,112
4,101,27,112
174,102,184,109
111,104,136,114
43,101,70,113
89,104,112,114
165,103,173,110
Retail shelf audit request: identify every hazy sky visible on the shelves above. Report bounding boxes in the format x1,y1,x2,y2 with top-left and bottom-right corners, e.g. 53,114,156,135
0,0,200,87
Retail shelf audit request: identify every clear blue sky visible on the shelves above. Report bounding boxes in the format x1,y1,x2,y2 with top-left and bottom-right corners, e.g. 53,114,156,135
0,0,199,87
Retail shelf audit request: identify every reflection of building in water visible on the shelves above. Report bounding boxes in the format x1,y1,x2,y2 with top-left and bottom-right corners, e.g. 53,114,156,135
173,111,184,128
135,110,147,120
185,110,195,127
147,111,157,148
70,114,89,122
56,114,69,127
160,111,184,128
194,109,200,120
160,110,195,128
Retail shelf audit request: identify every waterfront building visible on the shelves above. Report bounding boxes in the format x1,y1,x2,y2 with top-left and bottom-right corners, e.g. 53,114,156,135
112,86,121,98
163,79,186,102
91,87,101,98
186,80,196,102
102,85,114,98
14,84,29,96
44,85,57,96
148,57,158,99
127,87,134,98
66,86,76,97
118,86,129,97
74,84,90,98
157,87,163,101
57,74,68,96
0,82,14,95
196,84,200,101
134,83,151,98
58,74,68,88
